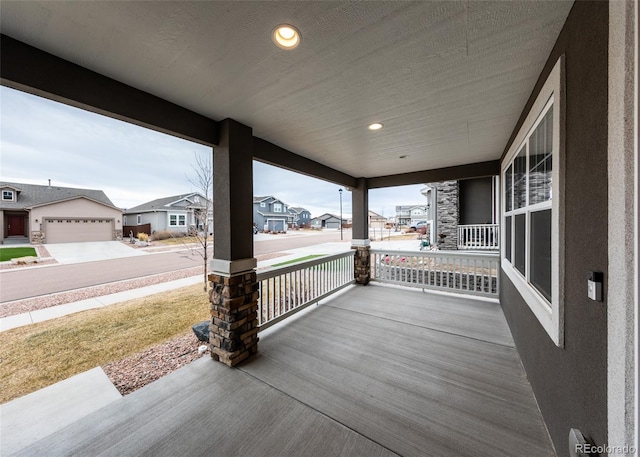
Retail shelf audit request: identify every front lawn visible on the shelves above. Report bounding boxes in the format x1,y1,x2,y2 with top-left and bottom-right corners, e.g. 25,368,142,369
0,284,209,403
0,247,37,262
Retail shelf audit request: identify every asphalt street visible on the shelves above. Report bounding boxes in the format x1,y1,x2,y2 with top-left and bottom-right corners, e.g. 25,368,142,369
0,231,353,303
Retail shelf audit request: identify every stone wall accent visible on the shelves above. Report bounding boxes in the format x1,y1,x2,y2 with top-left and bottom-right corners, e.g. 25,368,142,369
114,229,123,241
30,231,45,244
435,180,459,250
208,271,259,367
353,245,370,285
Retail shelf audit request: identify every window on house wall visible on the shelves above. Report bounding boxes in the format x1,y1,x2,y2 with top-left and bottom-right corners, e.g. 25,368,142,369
137,215,141,225
260,202,266,208
501,56,563,346
273,203,282,212
169,214,186,226
2,190,14,201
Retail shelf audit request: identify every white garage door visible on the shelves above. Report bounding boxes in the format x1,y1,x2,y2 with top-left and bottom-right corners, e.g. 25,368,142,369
45,219,113,243
267,219,285,232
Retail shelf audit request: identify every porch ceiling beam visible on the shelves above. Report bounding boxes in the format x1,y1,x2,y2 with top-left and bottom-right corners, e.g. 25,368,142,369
253,138,358,189
367,160,501,189
0,34,218,146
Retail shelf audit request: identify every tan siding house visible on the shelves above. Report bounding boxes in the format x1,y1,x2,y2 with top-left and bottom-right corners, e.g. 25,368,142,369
0,181,122,244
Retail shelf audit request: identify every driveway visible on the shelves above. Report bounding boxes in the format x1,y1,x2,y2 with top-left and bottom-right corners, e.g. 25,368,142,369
44,241,147,264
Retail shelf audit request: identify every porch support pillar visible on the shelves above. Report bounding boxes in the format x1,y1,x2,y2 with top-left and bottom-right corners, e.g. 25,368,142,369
209,119,259,367
351,178,371,285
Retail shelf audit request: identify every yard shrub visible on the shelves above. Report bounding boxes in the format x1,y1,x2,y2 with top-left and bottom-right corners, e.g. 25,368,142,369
151,230,189,241
151,230,172,240
137,233,149,242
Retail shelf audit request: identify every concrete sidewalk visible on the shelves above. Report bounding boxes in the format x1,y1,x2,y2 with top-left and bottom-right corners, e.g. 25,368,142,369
0,240,420,333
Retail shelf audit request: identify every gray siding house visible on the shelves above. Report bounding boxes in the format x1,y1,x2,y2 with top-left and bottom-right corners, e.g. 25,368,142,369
253,196,288,232
124,193,212,235
288,206,311,228
310,213,343,229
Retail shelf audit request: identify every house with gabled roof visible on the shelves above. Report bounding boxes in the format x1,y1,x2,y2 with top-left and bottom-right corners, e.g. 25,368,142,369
123,192,211,235
287,206,311,228
253,196,289,232
310,213,345,230
0,181,122,244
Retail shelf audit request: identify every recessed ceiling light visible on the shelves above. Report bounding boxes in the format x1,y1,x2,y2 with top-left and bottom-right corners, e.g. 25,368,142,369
368,122,384,131
272,24,301,50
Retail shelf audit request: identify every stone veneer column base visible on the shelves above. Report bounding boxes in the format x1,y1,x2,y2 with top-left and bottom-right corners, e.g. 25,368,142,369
353,245,371,285
208,271,259,367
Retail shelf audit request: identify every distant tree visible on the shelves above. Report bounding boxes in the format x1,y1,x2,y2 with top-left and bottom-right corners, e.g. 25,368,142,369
187,151,214,292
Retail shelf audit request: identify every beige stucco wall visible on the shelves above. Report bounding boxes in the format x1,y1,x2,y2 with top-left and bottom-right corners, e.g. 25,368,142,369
30,198,122,232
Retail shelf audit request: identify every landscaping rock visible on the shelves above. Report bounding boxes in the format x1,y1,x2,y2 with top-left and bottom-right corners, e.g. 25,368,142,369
192,320,210,343
10,256,38,265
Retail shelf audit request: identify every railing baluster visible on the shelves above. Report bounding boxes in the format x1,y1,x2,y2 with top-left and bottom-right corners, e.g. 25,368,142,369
256,251,356,331
369,249,498,298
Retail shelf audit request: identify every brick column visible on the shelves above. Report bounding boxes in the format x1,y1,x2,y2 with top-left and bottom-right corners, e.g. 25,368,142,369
353,245,371,285
208,271,259,367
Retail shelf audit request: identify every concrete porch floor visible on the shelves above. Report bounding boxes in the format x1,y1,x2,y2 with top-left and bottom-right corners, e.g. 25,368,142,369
9,284,555,457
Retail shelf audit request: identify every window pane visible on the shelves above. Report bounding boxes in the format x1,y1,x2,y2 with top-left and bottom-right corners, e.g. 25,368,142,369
529,107,553,205
513,146,527,209
505,165,513,212
530,209,552,302
505,216,512,262
514,214,526,275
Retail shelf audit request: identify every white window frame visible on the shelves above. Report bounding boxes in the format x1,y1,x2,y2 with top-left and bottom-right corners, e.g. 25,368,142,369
260,202,266,208
2,190,14,201
501,56,565,347
136,215,141,225
168,213,187,227
273,203,282,213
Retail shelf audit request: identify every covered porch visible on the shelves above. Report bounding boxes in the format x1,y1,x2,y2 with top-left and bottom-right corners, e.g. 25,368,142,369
13,283,553,457
1,1,636,456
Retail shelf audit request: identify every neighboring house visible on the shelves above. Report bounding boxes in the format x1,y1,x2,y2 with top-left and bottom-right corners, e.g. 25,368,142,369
0,181,123,244
310,213,344,229
395,205,424,227
287,206,311,228
123,193,212,235
368,210,387,230
253,196,289,232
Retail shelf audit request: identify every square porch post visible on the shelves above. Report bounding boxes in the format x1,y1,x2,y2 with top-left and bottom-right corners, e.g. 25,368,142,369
351,177,371,285
209,119,259,367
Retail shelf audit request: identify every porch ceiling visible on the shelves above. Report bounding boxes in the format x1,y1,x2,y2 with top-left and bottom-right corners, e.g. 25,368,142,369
0,1,573,181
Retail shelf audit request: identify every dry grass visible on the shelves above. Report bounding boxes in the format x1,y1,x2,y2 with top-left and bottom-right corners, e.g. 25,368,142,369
0,285,209,404
155,236,213,246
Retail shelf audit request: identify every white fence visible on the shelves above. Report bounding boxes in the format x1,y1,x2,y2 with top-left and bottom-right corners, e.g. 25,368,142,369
256,251,355,331
370,249,499,298
457,224,499,250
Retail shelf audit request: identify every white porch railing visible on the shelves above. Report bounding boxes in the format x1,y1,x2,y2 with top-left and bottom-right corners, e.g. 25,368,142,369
256,251,355,331
370,249,499,298
457,224,499,250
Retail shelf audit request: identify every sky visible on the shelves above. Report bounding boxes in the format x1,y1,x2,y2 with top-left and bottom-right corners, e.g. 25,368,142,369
0,86,430,219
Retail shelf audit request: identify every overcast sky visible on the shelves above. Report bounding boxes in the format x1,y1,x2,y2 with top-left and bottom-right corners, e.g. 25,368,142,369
0,86,429,218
